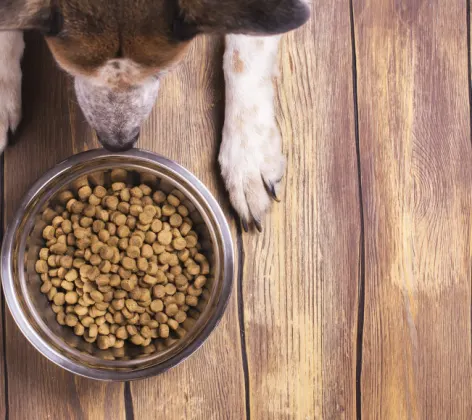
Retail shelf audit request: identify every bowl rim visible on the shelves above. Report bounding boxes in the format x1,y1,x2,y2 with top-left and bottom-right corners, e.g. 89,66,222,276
1,148,234,381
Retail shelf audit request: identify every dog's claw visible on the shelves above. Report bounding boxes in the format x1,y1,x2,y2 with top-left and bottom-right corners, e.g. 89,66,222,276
241,218,249,232
263,177,280,202
254,219,263,233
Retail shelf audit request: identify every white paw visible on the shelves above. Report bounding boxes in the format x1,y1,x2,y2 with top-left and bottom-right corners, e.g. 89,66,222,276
219,115,285,232
0,31,24,153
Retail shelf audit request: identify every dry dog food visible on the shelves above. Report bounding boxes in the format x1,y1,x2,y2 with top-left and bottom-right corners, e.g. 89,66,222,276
35,169,210,355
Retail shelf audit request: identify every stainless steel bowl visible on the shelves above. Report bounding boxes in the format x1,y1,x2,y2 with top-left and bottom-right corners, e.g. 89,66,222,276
1,149,234,381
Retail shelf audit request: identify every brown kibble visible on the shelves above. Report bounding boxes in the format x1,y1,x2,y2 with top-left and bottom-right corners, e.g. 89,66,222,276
172,237,187,251
186,295,198,307
97,336,111,350
152,285,166,299
174,310,187,324
150,299,164,313
117,225,130,238
138,211,153,225
36,260,49,274
129,235,144,248
162,204,176,217
187,264,200,276
78,186,92,201
112,182,126,192
141,244,153,259
74,323,85,336
130,334,145,346
120,188,131,202
194,275,207,289
94,186,107,198
165,303,179,317
53,292,65,306
116,326,128,340
99,246,114,261
169,214,183,227
65,314,79,327
165,284,176,296
152,190,166,204
157,230,172,246
122,256,137,271
65,291,79,305
145,231,156,244
91,290,104,303
56,311,66,325
185,235,198,248
159,323,170,338
168,318,179,331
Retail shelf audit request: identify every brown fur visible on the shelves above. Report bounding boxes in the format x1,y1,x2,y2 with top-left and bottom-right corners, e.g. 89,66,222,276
45,0,191,78
1,0,309,80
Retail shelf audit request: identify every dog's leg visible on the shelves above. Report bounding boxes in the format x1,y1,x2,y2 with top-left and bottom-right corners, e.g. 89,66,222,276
0,31,24,153
219,34,283,230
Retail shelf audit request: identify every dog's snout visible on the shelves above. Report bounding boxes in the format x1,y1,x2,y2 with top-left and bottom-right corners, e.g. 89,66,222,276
97,129,140,152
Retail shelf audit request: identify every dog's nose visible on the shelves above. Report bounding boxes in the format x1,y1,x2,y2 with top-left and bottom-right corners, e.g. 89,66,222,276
97,129,140,152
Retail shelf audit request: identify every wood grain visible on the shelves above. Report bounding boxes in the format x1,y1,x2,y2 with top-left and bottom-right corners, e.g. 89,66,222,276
130,35,247,420
3,33,125,420
353,0,472,417
241,2,360,418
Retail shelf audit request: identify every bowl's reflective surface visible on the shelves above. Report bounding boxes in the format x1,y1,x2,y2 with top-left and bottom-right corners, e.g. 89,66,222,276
1,149,234,381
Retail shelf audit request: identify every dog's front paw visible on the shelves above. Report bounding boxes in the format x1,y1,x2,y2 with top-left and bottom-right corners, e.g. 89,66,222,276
0,31,24,153
0,79,22,153
219,117,285,232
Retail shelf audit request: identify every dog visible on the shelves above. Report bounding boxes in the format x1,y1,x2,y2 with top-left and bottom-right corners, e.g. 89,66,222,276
0,0,310,230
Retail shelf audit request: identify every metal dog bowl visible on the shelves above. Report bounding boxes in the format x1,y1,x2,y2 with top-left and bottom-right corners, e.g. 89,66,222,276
1,149,234,381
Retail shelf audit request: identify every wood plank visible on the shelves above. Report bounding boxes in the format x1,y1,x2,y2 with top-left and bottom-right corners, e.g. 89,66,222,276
130,36,247,419
353,0,472,417
242,2,360,418
3,33,125,420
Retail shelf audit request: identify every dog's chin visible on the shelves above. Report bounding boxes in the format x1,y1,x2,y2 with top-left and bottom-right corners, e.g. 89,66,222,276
98,131,140,152
100,142,136,152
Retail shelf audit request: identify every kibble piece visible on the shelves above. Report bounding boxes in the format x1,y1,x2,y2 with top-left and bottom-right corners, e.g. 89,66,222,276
165,303,179,317
36,260,49,274
97,336,111,350
152,243,165,255
129,235,143,248
98,323,110,335
169,214,183,227
117,225,130,238
91,290,104,303
141,244,153,259
99,246,114,261
65,291,79,305
130,334,145,346
157,230,172,246
65,314,78,327
150,299,164,313
186,295,198,307
165,284,177,296
120,188,131,202
94,186,107,198
78,186,92,201
53,292,65,306
194,275,207,289
168,318,179,331
74,323,85,336
159,323,170,338
112,182,126,192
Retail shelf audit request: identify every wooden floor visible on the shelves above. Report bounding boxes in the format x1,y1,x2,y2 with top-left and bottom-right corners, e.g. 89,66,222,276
1,0,472,418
